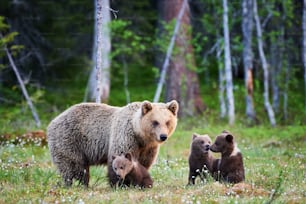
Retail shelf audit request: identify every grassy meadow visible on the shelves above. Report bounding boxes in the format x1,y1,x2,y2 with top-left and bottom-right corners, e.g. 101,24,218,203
0,119,305,203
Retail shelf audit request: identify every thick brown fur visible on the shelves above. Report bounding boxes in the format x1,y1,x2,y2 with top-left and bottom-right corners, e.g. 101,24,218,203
188,133,218,185
210,130,245,183
112,153,153,188
47,100,178,187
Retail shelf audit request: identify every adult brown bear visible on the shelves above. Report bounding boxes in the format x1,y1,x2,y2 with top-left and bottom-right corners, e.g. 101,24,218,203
47,100,179,187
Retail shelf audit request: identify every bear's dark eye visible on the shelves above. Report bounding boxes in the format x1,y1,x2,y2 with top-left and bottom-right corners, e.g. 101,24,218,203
201,141,204,144
120,166,124,170
152,121,159,127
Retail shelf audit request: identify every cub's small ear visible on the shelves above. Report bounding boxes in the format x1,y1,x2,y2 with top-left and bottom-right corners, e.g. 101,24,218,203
167,100,179,116
192,133,198,140
225,134,234,143
142,101,152,115
125,153,132,161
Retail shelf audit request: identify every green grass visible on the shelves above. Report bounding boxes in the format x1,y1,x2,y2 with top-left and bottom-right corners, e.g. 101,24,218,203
0,120,305,203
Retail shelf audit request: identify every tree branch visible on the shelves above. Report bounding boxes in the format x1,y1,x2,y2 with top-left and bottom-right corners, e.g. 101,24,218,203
3,37,41,127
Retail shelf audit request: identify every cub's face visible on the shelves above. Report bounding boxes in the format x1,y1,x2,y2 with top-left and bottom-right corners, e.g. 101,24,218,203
112,153,134,180
191,133,212,154
140,100,179,144
210,131,234,153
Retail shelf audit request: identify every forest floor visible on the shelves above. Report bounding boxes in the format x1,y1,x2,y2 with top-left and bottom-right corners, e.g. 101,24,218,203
0,120,305,203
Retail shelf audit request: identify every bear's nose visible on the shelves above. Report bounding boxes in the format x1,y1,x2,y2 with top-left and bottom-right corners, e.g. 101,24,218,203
205,144,210,150
160,134,168,141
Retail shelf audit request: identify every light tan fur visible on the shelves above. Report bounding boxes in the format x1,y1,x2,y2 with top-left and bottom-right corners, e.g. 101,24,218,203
47,100,178,187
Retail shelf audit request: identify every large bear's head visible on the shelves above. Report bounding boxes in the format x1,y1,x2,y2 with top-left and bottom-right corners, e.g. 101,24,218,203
137,100,179,144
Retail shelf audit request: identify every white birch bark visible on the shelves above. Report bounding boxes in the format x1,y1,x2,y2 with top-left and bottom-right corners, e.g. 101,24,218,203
223,0,235,125
254,0,276,126
283,62,290,121
270,42,280,113
217,40,226,118
4,46,41,127
122,55,130,104
92,0,111,103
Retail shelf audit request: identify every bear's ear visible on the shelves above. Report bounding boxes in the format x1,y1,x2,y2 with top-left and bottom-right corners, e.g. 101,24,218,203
225,134,234,143
167,100,179,116
142,101,152,115
192,133,198,140
125,153,132,161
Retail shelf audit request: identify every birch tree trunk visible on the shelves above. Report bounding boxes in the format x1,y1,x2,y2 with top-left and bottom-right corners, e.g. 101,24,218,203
223,0,235,125
270,42,280,113
283,60,290,121
217,40,226,118
254,0,276,126
303,0,306,113
242,0,256,121
121,55,130,104
85,0,111,103
270,13,283,114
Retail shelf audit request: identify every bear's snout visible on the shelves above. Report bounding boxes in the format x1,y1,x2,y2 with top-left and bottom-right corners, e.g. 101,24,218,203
160,134,168,141
205,144,210,151
210,146,216,152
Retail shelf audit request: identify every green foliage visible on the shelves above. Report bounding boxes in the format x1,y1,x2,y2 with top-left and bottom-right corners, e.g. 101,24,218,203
109,18,157,96
0,16,22,59
0,16,9,30
154,20,174,54
0,32,18,46
9,44,24,56
110,20,147,58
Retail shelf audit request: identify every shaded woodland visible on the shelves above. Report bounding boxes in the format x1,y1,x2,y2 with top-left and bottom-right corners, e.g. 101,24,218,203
0,0,305,127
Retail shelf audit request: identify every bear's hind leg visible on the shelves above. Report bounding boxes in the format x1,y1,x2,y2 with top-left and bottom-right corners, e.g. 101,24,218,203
56,160,89,187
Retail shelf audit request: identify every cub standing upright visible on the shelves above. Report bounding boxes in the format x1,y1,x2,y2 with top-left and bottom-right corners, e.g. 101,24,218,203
210,130,245,183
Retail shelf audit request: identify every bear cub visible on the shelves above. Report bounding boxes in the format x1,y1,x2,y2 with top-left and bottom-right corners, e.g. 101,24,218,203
112,153,153,188
188,133,218,185
210,130,245,183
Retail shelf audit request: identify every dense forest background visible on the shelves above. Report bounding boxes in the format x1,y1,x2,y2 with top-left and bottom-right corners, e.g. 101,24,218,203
0,0,305,129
